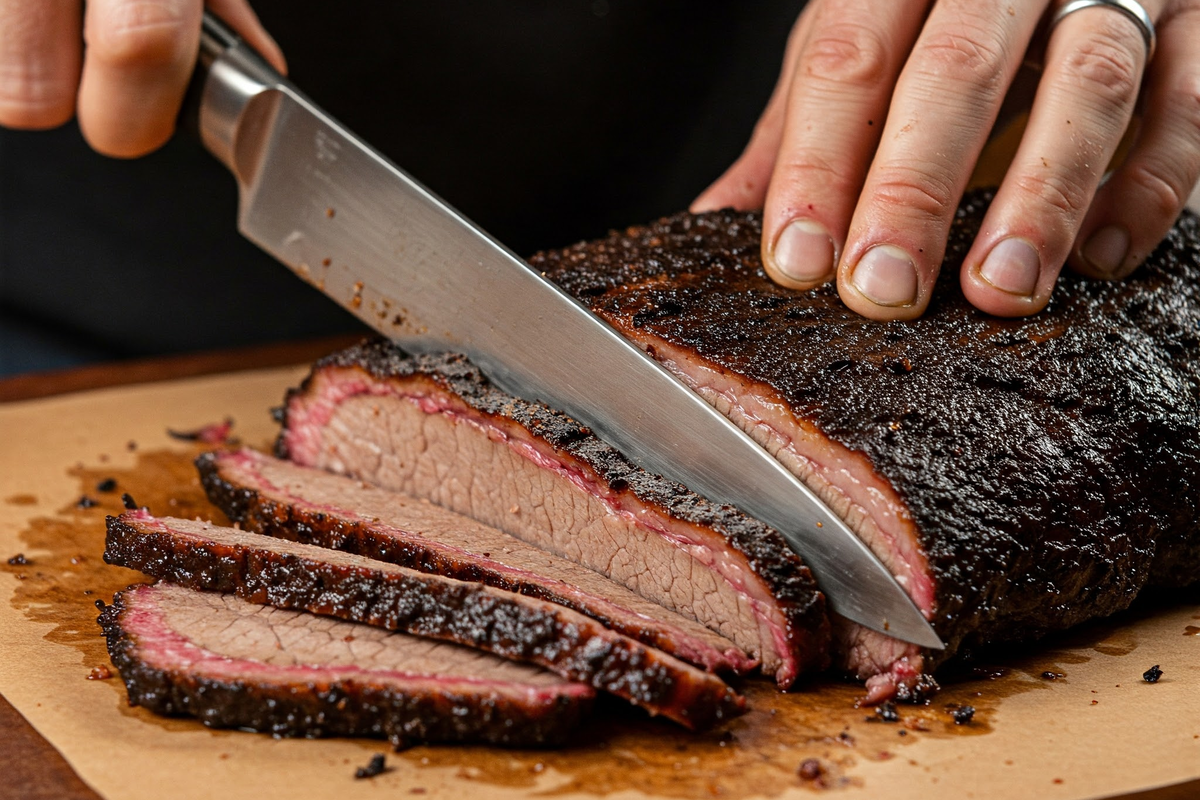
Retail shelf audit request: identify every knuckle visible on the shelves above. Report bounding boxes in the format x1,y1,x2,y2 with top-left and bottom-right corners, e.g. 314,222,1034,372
88,2,192,68
1013,170,1090,219
1057,25,1141,109
912,22,1008,94
1126,160,1188,218
1174,69,1200,134
776,151,857,196
868,164,957,221
0,65,75,128
801,22,891,86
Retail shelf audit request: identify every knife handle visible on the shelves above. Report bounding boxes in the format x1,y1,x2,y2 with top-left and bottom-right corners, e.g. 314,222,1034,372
181,11,286,182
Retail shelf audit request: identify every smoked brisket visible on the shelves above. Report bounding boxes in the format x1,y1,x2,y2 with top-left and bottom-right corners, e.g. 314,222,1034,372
104,510,745,729
196,448,755,675
276,345,830,686
98,582,594,748
531,191,1200,697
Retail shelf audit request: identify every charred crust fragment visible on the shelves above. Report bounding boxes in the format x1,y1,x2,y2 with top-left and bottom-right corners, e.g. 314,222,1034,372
1143,665,1163,683
354,754,388,779
950,705,975,725
872,701,900,723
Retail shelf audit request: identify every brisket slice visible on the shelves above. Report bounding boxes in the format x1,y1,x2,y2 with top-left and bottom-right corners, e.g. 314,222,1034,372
98,582,593,748
197,448,755,676
104,511,745,730
275,345,829,688
531,190,1200,699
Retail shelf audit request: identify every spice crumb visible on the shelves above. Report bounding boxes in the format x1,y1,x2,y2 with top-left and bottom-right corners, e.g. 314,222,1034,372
96,478,118,493
7,553,29,566
1143,665,1163,683
873,701,900,723
77,496,99,509
951,705,975,725
1041,671,1064,680
797,759,823,781
87,666,112,680
354,754,388,779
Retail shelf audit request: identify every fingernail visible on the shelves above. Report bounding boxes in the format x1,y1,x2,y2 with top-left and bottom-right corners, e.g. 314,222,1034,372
979,238,1041,297
1081,225,1130,276
849,245,918,307
772,219,836,283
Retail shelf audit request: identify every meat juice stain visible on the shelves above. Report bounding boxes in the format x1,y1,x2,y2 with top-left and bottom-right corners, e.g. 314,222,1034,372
0,447,1184,798
2,446,239,734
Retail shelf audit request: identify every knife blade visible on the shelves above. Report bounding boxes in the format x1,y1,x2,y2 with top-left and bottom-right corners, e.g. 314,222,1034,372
189,12,943,650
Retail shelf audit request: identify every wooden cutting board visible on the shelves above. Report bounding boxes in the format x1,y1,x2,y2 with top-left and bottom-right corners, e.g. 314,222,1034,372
1,366,1198,800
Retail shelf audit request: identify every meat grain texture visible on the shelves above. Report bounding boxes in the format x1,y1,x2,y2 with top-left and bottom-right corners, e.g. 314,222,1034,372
196,448,755,676
103,511,745,730
277,345,830,687
99,583,594,748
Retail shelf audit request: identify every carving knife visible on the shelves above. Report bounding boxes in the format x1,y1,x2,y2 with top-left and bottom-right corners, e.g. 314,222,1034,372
187,12,944,650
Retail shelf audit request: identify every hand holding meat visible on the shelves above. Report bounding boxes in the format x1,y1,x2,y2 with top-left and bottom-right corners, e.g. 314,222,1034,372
0,0,283,158
694,0,1200,320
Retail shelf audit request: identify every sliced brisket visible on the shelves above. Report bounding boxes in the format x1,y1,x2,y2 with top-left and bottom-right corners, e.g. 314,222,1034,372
104,511,745,729
531,191,1200,698
99,582,593,748
196,448,755,676
275,344,830,688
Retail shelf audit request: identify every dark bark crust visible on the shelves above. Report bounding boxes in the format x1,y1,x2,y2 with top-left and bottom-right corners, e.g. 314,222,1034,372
530,190,1200,664
103,513,745,730
196,451,751,676
275,341,830,677
97,586,591,748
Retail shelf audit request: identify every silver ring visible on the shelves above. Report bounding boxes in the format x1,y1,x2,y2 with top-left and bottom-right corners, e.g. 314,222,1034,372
1051,0,1156,60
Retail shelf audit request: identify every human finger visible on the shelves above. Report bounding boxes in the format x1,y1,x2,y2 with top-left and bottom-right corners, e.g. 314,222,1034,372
0,0,82,130
1069,3,1200,280
837,0,1044,320
78,0,204,158
961,0,1161,315
691,7,815,214
759,0,929,290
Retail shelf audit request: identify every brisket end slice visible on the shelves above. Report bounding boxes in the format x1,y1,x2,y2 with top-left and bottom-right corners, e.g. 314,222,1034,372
274,340,829,687
104,511,745,730
99,583,593,748
531,191,1200,697
196,448,756,676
